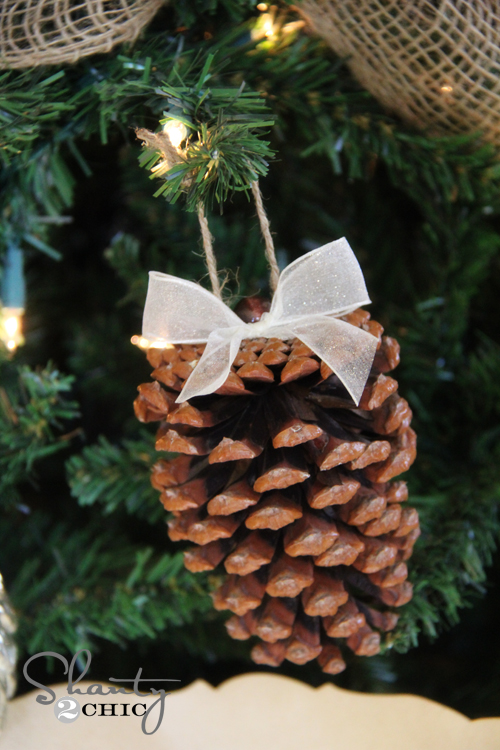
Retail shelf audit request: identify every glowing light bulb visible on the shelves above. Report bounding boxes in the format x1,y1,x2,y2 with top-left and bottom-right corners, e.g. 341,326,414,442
441,84,453,93
131,335,175,351
131,335,150,349
162,119,188,149
4,316,19,337
150,341,174,349
252,11,278,40
263,16,275,37
1,307,24,352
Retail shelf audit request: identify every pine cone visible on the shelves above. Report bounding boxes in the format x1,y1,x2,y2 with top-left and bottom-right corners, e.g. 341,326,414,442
135,302,418,673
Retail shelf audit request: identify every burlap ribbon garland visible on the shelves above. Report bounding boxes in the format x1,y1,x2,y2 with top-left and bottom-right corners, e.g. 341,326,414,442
0,0,162,69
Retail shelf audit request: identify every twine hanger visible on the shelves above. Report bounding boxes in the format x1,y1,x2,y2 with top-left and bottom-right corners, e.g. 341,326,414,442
136,126,279,297
197,181,280,299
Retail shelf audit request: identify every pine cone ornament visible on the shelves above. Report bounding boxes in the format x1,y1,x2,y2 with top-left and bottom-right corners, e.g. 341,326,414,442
135,299,418,673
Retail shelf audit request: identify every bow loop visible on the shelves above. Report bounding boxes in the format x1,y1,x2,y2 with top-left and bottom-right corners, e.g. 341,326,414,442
142,238,378,405
287,316,378,405
143,272,241,344
270,237,371,322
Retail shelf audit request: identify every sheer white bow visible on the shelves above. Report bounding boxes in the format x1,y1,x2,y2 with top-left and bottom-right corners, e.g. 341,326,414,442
142,237,378,405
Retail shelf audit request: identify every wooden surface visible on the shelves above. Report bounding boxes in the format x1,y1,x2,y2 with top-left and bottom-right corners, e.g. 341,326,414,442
3,673,500,749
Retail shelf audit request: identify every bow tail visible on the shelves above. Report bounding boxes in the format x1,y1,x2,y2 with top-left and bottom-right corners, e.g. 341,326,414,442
289,317,378,406
176,328,244,403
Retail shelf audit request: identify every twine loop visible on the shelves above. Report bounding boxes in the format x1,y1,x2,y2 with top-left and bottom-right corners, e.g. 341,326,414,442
198,181,280,298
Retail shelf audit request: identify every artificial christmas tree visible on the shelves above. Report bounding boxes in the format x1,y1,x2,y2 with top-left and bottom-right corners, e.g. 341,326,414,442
2,0,500,721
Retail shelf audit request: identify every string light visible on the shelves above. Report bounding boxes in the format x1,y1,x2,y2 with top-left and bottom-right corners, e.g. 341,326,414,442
440,84,453,93
252,10,279,40
1,244,25,354
130,335,174,351
131,335,150,349
4,315,19,338
1,307,24,353
263,14,276,38
251,7,302,42
162,119,188,149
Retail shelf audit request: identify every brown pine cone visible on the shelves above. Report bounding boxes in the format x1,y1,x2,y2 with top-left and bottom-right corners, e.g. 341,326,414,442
134,303,418,673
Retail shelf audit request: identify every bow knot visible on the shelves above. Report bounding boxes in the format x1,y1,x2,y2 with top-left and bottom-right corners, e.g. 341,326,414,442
244,312,273,336
142,237,379,405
